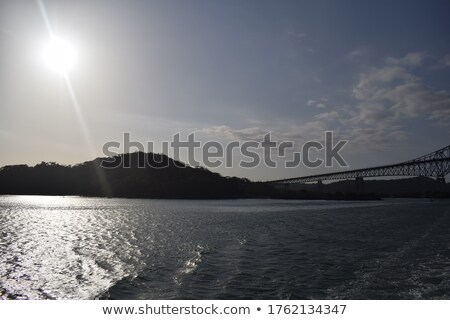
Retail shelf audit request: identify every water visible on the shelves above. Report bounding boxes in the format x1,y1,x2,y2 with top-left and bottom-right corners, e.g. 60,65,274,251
0,196,449,300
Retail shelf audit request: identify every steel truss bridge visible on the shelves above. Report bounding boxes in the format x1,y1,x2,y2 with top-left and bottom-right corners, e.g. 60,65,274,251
269,144,450,191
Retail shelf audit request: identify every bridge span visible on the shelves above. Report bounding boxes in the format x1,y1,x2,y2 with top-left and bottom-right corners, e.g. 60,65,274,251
268,144,450,192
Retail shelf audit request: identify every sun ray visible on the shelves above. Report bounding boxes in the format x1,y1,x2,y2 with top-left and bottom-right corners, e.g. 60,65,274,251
37,0,112,196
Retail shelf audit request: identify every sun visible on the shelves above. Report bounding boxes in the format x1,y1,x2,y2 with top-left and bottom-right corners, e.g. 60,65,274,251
42,37,77,74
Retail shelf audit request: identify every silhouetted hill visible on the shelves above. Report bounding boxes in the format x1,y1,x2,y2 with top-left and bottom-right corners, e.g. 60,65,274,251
0,152,448,199
0,152,262,199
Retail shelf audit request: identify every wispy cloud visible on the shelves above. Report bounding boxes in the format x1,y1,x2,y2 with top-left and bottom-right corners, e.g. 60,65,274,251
353,56,450,122
441,54,450,67
386,52,426,66
201,125,269,141
288,31,306,39
315,111,339,121
313,52,449,149
346,47,368,60
332,52,449,148
307,99,327,108
203,52,449,153
201,120,329,145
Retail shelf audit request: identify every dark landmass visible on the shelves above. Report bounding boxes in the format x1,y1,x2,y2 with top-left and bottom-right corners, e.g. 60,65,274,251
0,152,448,200
285,176,450,198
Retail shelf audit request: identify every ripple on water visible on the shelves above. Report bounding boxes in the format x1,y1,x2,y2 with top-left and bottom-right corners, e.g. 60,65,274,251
1,196,449,299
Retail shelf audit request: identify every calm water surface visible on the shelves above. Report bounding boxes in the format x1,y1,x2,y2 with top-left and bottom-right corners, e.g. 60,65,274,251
0,196,449,299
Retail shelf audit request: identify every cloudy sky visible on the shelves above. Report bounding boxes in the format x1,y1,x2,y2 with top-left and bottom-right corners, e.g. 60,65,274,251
1,0,449,180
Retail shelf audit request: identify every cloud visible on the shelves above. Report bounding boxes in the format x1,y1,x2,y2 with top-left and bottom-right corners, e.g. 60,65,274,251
353,66,417,101
387,84,450,119
204,52,449,153
315,111,339,121
201,120,330,146
348,103,390,124
280,121,329,141
307,99,327,108
339,125,407,150
442,54,450,67
305,52,450,150
201,125,269,141
353,62,450,122
288,32,306,39
323,52,450,149
346,48,367,60
386,52,426,66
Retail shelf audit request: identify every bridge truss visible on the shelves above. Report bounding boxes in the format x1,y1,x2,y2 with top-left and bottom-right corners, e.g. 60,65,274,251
269,144,450,185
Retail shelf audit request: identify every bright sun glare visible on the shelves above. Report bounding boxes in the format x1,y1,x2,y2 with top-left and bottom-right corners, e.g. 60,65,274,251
43,37,77,74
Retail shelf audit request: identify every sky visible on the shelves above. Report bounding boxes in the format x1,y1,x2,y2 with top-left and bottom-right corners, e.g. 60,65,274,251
0,0,449,181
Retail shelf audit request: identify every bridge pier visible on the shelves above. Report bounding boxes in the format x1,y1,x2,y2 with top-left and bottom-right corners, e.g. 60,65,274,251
436,177,446,192
355,177,364,193
317,179,323,193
